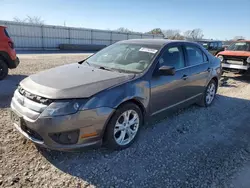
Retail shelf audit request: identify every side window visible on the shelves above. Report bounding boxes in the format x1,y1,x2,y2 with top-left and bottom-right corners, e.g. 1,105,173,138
218,42,222,48
159,46,185,70
209,43,214,49
185,45,204,66
203,52,209,62
4,28,10,38
213,42,218,49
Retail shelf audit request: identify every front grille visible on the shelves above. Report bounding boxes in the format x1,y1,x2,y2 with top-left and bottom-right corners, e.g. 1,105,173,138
20,120,43,141
18,87,53,105
224,55,247,62
12,87,49,120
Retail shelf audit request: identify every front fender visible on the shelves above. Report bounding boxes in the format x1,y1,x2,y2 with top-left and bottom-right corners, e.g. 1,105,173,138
83,78,150,137
84,78,150,113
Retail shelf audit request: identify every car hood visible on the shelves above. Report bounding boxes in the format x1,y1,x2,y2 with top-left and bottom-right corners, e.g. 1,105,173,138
20,63,135,99
218,50,250,57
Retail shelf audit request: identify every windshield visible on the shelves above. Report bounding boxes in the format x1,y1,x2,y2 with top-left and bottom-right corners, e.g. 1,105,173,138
227,42,250,51
86,43,159,73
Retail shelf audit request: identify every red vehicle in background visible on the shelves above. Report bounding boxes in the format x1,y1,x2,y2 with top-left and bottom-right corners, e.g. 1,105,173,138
0,26,19,80
217,40,250,73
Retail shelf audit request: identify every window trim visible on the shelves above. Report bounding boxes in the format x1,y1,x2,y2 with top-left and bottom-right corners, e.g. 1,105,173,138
177,62,209,71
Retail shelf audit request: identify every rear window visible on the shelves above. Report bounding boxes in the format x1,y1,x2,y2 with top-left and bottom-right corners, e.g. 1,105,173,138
4,28,10,38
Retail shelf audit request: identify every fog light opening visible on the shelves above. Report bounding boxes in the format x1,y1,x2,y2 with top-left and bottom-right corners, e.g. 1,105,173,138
49,130,79,145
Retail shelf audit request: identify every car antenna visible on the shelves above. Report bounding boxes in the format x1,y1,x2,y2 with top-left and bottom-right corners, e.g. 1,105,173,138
78,59,90,66
78,54,94,65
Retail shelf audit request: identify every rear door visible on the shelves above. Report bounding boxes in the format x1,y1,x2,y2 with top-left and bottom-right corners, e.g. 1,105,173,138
183,44,210,99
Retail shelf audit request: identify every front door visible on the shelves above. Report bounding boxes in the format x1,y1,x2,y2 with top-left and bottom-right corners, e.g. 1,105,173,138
150,44,189,115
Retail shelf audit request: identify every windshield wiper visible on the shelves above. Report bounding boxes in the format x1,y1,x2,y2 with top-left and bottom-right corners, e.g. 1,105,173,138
78,59,91,66
98,66,113,71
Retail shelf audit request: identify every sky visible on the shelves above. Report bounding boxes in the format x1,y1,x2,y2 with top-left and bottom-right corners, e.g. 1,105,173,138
1,0,250,40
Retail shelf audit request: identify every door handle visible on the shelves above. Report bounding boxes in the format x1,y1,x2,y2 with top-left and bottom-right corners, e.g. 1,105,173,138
182,75,188,80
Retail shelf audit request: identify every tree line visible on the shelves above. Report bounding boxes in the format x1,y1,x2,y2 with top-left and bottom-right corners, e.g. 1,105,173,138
117,27,204,40
116,27,246,41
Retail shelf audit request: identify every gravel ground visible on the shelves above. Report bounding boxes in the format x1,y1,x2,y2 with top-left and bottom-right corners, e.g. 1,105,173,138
1,53,250,188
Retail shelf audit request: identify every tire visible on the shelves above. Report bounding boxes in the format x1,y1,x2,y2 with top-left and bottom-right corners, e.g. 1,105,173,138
238,70,246,75
104,103,143,150
198,79,217,107
0,60,8,80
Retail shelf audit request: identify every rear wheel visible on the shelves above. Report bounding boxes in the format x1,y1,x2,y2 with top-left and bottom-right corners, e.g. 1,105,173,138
198,79,217,107
104,103,142,150
0,60,8,80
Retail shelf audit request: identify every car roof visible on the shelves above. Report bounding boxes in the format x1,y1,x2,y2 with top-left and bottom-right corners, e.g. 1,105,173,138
118,39,199,48
0,25,7,28
232,40,250,42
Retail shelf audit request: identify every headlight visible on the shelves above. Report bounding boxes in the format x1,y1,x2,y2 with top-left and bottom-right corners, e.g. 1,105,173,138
217,55,224,62
247,57,250,63
40,100,85,117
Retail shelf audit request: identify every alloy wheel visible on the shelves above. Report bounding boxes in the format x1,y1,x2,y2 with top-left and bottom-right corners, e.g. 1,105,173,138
206,82,216,105
114,110,139,146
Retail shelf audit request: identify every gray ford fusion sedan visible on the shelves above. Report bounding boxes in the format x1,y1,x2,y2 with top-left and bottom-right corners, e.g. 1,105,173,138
10,39,221,150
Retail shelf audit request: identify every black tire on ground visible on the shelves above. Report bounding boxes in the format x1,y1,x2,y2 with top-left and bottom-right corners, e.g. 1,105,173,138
197,79,217,107
0,60,8,80
238,70,247,75
104,102,143,150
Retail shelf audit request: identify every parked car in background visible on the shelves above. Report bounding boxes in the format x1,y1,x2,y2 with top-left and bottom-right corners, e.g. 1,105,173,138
222,44,230,49
10,39,221,151
216,40,250,73
222,40,234,49
196,40,224,55
0,26,19,80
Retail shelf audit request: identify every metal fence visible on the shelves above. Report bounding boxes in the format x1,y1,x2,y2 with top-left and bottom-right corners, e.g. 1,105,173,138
0,20,163,50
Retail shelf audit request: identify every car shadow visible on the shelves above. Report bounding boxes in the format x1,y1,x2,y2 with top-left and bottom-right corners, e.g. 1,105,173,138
220,76,237,88
0,74,27,108
38,94,250,187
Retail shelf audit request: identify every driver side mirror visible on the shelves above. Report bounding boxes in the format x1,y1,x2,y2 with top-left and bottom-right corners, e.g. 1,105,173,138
159,66,175,76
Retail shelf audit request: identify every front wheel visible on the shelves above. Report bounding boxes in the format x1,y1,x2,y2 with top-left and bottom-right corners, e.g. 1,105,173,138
104,103,143,150
198,79,217,107
0,60,8,80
